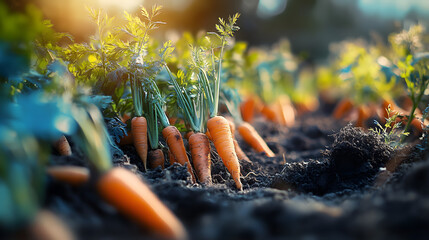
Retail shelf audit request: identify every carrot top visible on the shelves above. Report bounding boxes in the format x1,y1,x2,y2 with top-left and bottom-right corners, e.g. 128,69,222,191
192,13,240,118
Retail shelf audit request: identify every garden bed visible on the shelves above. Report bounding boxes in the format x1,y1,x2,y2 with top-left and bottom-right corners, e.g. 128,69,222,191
45,108,429,240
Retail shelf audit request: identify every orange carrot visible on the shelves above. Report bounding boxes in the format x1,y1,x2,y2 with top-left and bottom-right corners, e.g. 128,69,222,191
46,166,89,186
355,105,370,128
168,149,177,165
188,133,212,185
205,130,213,141
184,131,194,140
121,113,131,123
30,210,75,240
207,116,242,190
238,122,275,157
278,96,296,127
162,126,196,183
333,98,354,120
97,167,187,240
148,149,165,169
132,117,148,170
261,104,278,122
55,135,72,156
240,96,262,123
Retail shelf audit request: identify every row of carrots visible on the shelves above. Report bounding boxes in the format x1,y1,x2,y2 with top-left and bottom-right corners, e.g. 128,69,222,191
333,97,425,133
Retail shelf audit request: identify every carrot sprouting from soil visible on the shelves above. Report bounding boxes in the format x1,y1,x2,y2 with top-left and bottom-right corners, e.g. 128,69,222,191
55,135,72,156
238,122,275,157
97,167,187,240
46,166,89,186
207,116,242,190
188,133,212,185
333,98,354,119
163,126,196,183
132,117,148,170
148,149,165,169
73,104,187,239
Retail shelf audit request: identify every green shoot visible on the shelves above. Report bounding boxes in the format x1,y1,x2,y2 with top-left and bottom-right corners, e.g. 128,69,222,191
165,67,207,133
370,104,409,149
72,104,112,172
198,13,240,118
398,53,429,142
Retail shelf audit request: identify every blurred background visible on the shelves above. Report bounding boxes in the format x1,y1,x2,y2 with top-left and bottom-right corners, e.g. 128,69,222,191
5,0,429,60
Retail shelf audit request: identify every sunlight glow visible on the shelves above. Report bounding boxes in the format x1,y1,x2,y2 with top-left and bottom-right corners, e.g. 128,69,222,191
97,0,143,11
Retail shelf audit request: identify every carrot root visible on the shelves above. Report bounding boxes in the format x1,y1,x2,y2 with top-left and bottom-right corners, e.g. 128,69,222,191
46,166,89,186
55,135,72,156
168,149,177,166
207,116,242,190
132,117,148,170
189,133,212,185
97,167,187,240
148,149,165,169
238,122,275,157
30,210,75,240
163,126,196,183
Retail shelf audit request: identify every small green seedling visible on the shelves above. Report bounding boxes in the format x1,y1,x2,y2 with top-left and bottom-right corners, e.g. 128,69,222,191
398,53,429,142
370,104,409,149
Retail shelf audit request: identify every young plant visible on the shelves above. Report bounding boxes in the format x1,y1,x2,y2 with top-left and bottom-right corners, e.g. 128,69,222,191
71,103,187,240
164,66,211,185
398,53,429,142
193,13,243,190
370,105,409,149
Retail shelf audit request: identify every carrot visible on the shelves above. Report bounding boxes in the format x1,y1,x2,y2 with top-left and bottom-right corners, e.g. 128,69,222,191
121,113,131,123
238,122,275,157
162,126,196,183
188,133,212,185
240,95,262,123
30,210,75,240
226,117,250,162
132,117,148,170
184,131,194,140
55,135,72,156
261,104,278,122
207,116,242,190
205,130,213,141
97,167,187,240
278,96,296,127
168,149,177,165
355,105,370,128
46,166,89,186
333,98,354,120
148,149,165,169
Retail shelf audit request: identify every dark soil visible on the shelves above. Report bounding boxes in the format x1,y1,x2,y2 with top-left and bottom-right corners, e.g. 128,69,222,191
41,109,429,240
